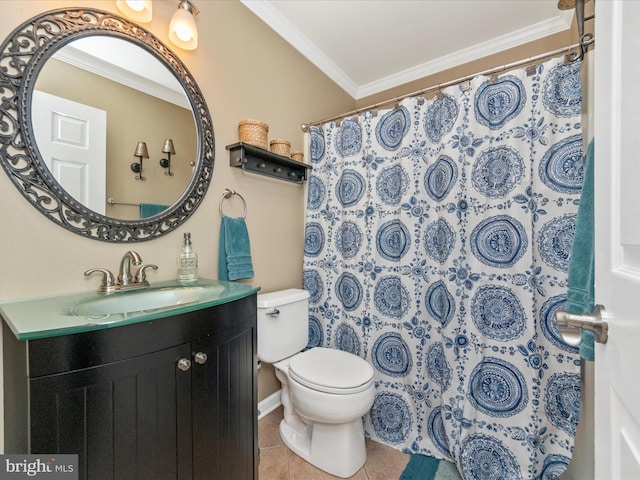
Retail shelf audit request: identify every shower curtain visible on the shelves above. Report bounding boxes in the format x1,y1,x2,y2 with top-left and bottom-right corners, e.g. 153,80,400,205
303,56,583,480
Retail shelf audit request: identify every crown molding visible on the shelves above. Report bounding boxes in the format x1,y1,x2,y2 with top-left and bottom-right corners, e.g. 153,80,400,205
241,1,574,100
240,0,359,98
356,11,575,99
53,46,191,109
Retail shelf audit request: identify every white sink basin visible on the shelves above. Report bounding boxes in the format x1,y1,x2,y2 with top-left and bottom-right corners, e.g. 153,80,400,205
71,285,224,316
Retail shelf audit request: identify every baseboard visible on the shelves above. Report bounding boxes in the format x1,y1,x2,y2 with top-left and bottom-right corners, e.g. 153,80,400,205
258,389,281,420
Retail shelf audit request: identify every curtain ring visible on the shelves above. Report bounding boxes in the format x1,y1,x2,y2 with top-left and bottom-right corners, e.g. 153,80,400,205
219,189,247,218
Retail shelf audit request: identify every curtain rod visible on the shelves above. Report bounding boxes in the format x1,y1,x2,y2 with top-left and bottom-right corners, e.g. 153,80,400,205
301,42,584,132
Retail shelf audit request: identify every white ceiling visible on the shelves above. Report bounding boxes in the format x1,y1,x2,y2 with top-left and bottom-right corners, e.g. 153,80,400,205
240,0,574,99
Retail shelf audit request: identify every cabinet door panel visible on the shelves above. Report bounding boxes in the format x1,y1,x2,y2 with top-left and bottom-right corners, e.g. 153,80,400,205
30,343,193,480
87,382,115,478
192,322,257,480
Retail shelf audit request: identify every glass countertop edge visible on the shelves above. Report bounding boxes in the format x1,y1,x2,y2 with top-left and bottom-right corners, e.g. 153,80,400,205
0,279,261,341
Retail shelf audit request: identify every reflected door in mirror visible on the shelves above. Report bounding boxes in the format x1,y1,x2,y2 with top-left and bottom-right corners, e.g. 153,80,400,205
32,90,107,215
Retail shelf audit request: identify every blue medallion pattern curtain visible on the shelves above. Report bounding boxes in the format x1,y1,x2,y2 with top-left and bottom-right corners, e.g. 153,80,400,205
303,57,583,480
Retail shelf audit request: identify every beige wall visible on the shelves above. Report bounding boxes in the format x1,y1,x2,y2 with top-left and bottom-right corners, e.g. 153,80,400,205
0,0,355,450
0,0,355,298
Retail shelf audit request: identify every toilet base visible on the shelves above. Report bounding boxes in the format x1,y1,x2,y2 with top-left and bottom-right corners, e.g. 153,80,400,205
279,417,367,478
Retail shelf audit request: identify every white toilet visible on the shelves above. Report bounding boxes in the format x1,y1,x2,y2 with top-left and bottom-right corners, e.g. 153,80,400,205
258,289,375,478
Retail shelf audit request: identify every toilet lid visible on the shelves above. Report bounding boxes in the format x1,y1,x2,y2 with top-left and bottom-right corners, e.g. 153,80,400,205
288,347,374,394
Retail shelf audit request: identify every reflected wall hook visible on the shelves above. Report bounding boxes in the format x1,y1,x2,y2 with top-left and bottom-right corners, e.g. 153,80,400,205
130,141,149,181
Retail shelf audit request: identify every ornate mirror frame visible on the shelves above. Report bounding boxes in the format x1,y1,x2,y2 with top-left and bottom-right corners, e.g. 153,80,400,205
0,8,214,242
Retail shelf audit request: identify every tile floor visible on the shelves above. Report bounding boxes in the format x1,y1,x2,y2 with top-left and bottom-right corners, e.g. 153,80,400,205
258,406,410,480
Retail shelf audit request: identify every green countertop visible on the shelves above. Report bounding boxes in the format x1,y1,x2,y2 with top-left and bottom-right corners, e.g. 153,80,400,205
0,278,260,341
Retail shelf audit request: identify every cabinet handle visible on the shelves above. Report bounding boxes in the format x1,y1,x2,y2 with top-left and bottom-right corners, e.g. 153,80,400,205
177,358,192,371
194,352,208,364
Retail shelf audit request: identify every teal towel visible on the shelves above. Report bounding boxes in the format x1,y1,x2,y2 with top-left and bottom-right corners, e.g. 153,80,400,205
219,216,254,281
566,139,595,361
401,454,461,480
140,203,168,218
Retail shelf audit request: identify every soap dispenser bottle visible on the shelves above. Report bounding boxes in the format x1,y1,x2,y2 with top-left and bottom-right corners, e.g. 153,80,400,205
177,232,198,284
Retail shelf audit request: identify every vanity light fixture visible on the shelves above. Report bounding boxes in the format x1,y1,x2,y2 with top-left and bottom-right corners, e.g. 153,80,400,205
169,0,200,50
131,141,149,181
116,0,153,23
159,138,176,176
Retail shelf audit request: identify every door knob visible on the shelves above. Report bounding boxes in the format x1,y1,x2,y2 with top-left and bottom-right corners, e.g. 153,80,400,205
194,352,208,364
177,358,192,371
555,304,608,344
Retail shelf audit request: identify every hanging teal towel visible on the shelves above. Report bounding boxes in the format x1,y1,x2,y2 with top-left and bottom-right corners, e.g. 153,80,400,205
219,215,254,281
140,203,168,218
400,454,461,480
566,139,595,361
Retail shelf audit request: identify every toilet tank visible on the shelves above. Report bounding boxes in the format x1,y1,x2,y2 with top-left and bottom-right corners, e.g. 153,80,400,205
257,289,310,363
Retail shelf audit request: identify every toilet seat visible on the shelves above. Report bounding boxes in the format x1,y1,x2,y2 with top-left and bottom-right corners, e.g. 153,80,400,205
288,347,374,395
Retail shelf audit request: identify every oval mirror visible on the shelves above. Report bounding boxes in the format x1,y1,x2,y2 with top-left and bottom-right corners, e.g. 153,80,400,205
0,8,214,242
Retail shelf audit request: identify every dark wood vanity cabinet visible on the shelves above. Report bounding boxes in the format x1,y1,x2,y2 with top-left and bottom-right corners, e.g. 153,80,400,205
3,295,258,480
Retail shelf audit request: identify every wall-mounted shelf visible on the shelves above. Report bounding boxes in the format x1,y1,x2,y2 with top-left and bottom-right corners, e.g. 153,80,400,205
227,142,311,183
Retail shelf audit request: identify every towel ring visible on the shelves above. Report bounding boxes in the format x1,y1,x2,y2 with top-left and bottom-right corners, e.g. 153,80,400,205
219,189,247,218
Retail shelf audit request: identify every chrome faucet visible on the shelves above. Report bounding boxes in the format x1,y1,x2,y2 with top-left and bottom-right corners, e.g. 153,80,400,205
85,251,158,294
118,250,142,285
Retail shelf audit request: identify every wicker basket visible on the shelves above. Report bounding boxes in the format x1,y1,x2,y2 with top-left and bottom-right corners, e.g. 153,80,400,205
291,151,304,162
238,119,269,150
270,139,291,157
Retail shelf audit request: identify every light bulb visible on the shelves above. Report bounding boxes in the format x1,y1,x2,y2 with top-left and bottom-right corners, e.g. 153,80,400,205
116,0,153,23
176,29,192,42
127,1,145,11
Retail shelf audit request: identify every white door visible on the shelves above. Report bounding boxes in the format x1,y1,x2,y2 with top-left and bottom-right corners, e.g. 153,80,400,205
594,1,640,478
31,90,107,215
